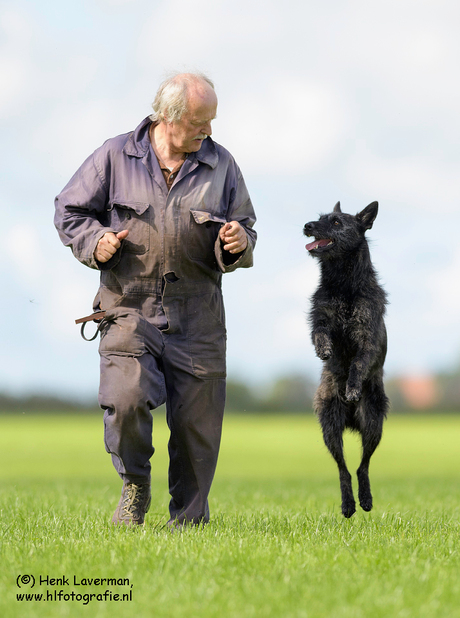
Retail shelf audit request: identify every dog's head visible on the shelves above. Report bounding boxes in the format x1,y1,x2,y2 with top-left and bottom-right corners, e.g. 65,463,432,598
304,201,378,258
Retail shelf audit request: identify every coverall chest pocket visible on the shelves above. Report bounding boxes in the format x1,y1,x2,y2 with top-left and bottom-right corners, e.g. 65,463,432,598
188,209,226,267
108,202,150,255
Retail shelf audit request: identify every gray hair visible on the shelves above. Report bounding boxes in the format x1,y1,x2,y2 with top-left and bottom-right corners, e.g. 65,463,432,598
150,72,215,124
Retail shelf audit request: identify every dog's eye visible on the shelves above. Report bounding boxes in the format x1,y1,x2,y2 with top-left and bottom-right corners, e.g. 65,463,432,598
333,220,340,225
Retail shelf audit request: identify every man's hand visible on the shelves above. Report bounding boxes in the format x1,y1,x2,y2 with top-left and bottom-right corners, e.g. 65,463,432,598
95,230,129,263
219,221,247,254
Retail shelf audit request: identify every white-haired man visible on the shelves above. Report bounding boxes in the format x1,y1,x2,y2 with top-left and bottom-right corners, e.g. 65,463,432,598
55,73,256,527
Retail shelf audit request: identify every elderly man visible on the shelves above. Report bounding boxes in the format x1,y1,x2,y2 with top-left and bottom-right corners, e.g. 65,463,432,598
54,72,256,527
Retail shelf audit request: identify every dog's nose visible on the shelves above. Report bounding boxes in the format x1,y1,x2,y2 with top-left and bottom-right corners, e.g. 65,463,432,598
304,223,314,236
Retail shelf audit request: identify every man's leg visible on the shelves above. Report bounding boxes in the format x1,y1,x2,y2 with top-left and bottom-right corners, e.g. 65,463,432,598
98,316,166,524
161,290,227,526
99,351,165,484
164,368,225,525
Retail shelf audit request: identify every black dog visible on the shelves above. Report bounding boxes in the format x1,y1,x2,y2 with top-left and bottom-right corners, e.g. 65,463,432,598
304,201,389,518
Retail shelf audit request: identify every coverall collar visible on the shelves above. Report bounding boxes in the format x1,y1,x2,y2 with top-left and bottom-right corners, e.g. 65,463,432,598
123,117,219,170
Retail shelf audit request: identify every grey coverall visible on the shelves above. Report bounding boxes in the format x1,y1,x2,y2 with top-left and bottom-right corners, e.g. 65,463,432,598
54,117,256,524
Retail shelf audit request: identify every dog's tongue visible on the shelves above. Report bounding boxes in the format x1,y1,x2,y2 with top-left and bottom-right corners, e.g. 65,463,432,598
305,238,331,251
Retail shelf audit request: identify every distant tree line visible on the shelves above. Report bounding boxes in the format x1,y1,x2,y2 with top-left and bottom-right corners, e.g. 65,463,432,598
0,374,317,414
229,367,460,413
0,393,99,414
385,364,460,413
1,365,459,413
225,374,317,413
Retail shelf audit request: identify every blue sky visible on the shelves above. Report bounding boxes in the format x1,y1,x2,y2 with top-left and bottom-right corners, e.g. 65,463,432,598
1,0,460,399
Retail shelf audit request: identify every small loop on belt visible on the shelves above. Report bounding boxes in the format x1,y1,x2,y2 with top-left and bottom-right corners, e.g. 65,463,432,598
75,311,107,342
80,320,106,342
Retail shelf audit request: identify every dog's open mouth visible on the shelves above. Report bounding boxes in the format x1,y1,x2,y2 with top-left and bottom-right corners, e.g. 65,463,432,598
305,238,334,252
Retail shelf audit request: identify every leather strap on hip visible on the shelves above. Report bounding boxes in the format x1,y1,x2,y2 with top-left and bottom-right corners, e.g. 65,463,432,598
75,311,107,342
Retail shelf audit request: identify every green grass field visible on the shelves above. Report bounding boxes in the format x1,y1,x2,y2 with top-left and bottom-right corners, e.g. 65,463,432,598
0,412,459,617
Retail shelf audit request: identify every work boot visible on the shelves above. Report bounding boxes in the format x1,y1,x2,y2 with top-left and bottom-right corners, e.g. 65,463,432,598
112,482,151,526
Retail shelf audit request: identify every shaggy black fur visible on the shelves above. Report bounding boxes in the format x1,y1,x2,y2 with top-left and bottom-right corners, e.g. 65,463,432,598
304,201,389,518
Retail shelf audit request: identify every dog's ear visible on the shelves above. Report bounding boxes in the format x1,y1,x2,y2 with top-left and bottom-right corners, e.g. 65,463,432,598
333,201,341,213
356,201,378,230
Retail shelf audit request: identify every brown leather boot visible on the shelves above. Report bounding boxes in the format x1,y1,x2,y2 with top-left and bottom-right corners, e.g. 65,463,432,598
112,483,151,526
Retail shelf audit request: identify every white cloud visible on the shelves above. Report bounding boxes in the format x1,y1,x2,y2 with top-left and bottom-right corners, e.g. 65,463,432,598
345,146,460,213
137,0,282,67
0,55,27,114
4,224,45,286
424,244,460,332
0,8,33,117
30,99,134,180
220,80,347,175
96,0,137,6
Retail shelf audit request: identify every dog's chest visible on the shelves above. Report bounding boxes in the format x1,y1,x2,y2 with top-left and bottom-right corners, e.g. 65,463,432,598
327,297,354,325
324,296,367,342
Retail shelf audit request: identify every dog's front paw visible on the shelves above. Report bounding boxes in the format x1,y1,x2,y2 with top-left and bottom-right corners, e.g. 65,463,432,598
317,346,332,361
345,383,362,402
314,333,332,361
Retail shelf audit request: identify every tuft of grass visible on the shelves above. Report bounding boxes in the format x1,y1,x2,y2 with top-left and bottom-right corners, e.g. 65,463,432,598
0,413,459,617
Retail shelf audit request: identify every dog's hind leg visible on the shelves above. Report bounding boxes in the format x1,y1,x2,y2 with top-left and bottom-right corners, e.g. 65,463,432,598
322,410,356,518
356,420,382,512
315,375,356,518
356,379,388,512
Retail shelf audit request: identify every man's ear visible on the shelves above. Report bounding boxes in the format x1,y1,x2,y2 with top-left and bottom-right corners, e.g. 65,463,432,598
356,201,378,230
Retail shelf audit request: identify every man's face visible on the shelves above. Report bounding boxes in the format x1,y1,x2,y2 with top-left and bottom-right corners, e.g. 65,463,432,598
166,84,218,154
